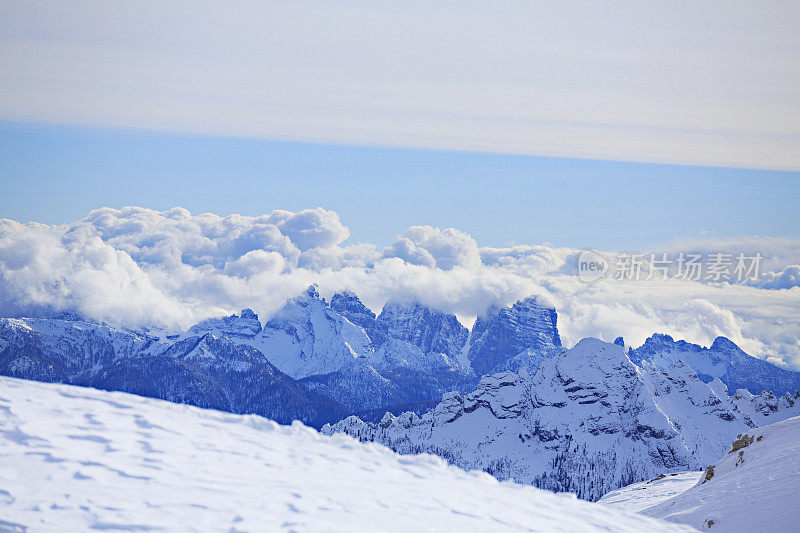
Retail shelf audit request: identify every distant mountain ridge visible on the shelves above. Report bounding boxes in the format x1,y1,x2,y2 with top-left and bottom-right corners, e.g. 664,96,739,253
0,316,347,428
2,284,799,436
628,333,800,396
0,286,567,427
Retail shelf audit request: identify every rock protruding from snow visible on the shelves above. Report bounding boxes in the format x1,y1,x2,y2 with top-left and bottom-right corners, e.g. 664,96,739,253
629,333,800,396
324,338,757,501
0,376,693,532
642,415,800,532
467,295,562,376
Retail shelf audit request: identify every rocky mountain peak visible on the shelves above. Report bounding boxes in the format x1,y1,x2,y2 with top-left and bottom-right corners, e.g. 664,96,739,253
330,291,374,319
329,291,384,345
305,284,320,299
239,308,258,321
376,300,468,360
254,288,371,380
466,295,562,376
635,333,679,352
710,336,741,352
189,309,262,338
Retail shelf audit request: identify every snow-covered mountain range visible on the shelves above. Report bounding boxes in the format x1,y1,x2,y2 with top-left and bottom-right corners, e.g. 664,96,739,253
628,333,800,396
323,338,800,500
2,284,799,502
0,314,347,428
0,376,692,532
0,286,568,424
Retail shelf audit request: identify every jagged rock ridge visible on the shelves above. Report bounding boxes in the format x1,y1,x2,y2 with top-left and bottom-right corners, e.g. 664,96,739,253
466,295,562,375
629,333,800,396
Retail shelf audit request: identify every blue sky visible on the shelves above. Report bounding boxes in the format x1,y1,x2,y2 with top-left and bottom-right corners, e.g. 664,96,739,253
1,120,798,251
1,2,799,368
1,1,798,250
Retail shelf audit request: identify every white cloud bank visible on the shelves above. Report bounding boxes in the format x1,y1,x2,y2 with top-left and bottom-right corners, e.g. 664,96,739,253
1,206,799,370
0,1,799,169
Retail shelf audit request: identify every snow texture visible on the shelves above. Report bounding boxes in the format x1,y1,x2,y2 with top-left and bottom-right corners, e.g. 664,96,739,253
0,376,691,532
598,472,702,512
643,415,800,532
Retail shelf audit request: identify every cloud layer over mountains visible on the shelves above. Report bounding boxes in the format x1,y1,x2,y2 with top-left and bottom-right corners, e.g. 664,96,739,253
1,206,799,369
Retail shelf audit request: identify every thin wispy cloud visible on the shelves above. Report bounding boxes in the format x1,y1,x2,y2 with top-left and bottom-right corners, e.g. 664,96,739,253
0,1,798,169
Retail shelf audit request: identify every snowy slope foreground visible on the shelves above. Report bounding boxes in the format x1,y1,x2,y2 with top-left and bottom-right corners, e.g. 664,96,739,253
324,338,800,501
598,472,702,512
0,377,691,532
641,415,800,532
